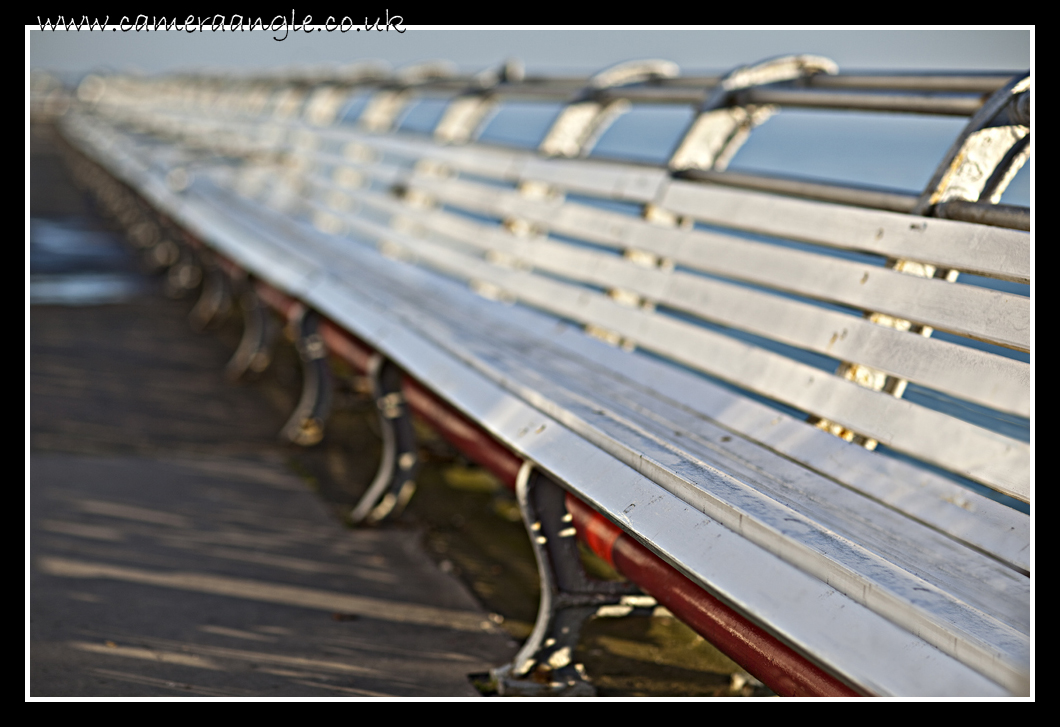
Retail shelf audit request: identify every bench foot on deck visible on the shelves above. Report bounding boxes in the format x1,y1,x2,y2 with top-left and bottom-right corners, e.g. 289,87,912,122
492,466,642,697
348,357,420,525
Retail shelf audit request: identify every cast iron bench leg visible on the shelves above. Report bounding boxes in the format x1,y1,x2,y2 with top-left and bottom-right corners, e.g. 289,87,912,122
280,308,332,447
348,357,420,525
492,465,643,696
188,255,232,332
225,284,274,381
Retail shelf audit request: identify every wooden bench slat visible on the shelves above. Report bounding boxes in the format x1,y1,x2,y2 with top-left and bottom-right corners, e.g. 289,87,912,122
328,179,1028,418
75,114,1032,499
316,128,531,181
656,180,1030,284
402,174,1029,352
322,128,1029,284
477,297,1030,573
200,188,1028,691
286,179,1032,567
302,151,1030,354
376,278,1028,617
331,212,1029,501
326,130,672,206
298,260,1020,698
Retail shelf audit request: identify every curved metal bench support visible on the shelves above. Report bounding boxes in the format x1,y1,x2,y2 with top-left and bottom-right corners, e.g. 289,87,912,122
188,255,232,332
433,59,525,145
280,308,332,447
915,73,1030,214
225,284,275,381
539,59,680,158
492,465,644,697
348,356,420,525
669,54,838,172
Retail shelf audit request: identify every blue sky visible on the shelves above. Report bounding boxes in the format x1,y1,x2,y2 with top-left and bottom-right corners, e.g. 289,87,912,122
30,26,1031,78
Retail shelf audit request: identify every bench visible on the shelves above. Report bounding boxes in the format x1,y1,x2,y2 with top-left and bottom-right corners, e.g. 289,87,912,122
53,55,1031,697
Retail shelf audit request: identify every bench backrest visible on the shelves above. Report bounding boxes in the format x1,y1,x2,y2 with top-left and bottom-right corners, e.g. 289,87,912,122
85,60,1031,503
90,60,1029,500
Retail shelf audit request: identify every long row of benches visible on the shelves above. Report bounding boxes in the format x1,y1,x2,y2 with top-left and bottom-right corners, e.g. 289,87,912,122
53,56,1031,696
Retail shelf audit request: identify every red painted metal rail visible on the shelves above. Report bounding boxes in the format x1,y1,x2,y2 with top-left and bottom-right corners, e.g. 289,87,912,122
566,495,864,697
